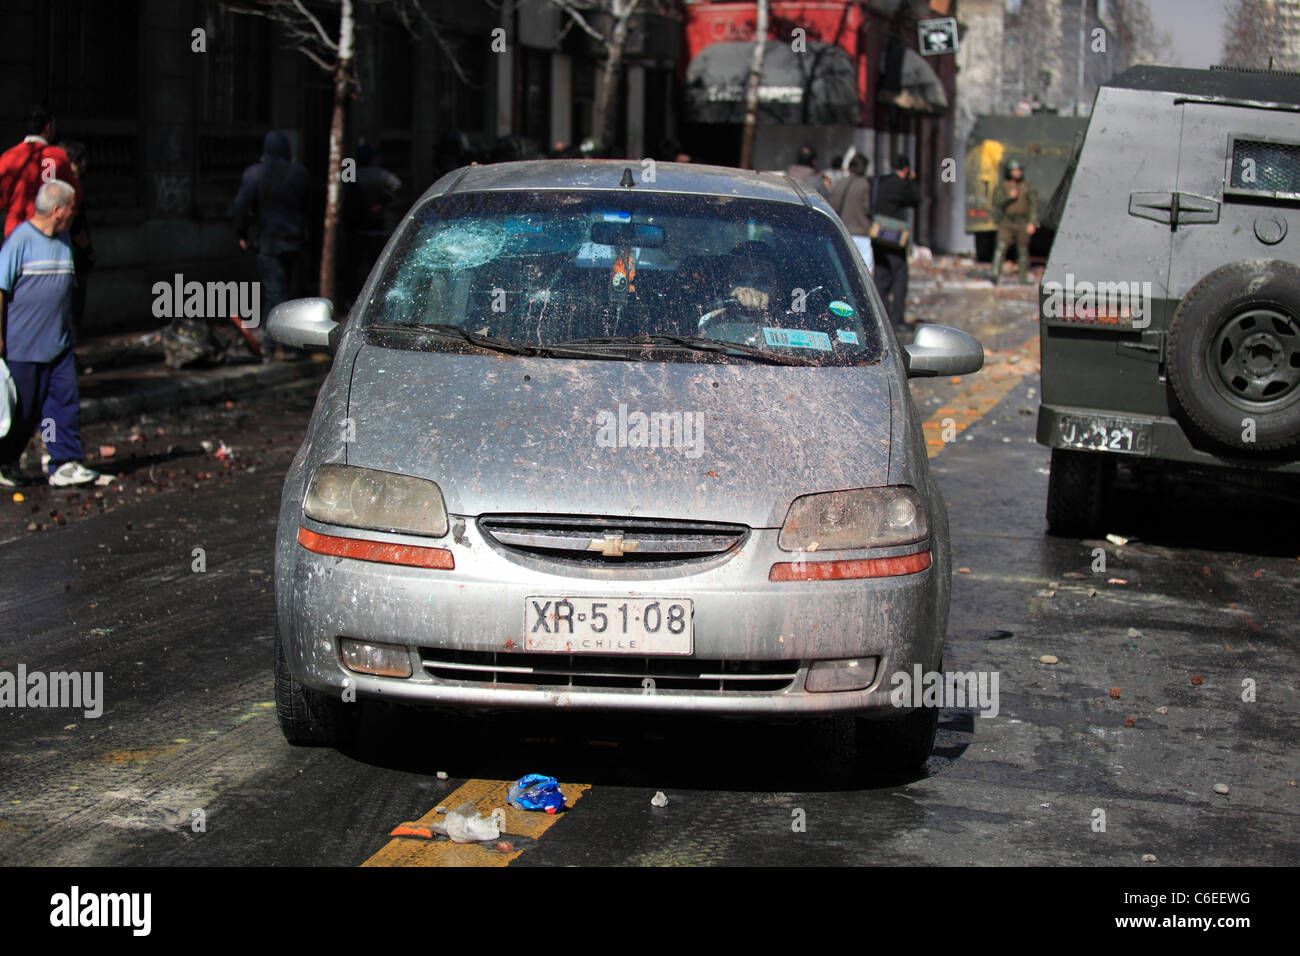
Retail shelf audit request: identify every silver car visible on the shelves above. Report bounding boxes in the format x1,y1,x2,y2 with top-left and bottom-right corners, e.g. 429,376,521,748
269,160,983,770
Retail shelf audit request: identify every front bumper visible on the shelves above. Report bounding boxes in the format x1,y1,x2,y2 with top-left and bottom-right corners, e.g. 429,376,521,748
277,515,942,716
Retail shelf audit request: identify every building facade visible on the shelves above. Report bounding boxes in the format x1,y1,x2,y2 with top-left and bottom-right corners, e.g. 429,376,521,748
0,0,681,334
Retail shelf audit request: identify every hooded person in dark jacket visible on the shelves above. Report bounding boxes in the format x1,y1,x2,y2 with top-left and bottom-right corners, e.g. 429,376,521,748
232,131,312,353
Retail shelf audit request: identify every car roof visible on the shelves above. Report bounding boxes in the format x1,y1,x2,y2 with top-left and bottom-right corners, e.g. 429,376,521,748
1104,64,1300,107
435,159,814,206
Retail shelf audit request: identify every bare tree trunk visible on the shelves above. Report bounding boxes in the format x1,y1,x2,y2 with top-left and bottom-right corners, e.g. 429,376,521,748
739,0,769,169
594,0,635,152
320,0,354,302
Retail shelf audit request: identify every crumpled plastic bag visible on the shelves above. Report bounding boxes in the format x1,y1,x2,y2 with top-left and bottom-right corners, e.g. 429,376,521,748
441,802,505,843
508,774,566,814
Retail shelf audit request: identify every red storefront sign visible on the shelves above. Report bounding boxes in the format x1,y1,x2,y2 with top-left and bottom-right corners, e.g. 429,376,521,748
683,1,869,125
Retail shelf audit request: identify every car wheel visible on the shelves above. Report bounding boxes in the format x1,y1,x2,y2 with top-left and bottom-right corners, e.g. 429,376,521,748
1045,447,1115,537
1167,260,1300,453
854,704,939,773
275,631,359,747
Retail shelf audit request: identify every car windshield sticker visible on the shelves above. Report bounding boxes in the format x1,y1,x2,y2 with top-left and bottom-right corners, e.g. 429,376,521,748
762,328,833,351
836,329,859,344
829,300,855,318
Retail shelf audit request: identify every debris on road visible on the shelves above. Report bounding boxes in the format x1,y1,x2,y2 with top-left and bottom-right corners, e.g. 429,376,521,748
1142,853,1158,863
957,567,971,574
1109,687,1122,699
435,771,448,780
1213,783,1230,795
1124,717,1136,727
390,824,436,839
1156,706,1169,715
1105,534,1129,546
1191,675,1204,686
1039,655,1059,665
508,774,566,814
1127,628,1142,638
444,802,504,843
651,791,669,808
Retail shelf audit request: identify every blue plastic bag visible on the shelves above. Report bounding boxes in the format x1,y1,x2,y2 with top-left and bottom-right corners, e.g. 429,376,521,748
508,774,566,814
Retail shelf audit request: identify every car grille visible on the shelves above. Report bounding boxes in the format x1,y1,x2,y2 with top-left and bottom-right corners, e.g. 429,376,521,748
420,648,799,693
477,514,748,564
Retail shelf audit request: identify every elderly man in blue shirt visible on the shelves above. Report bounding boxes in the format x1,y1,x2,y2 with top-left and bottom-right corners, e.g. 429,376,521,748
0,179,107,487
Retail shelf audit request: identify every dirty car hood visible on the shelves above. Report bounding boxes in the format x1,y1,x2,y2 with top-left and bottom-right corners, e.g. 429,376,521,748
345,345,894,528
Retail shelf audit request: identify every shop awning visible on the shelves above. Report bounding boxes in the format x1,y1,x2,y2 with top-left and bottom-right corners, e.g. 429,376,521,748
685,41,860,126
878,46,949,114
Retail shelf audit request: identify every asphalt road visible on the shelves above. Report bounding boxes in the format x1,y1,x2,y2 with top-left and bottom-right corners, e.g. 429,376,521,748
1,272,1296,867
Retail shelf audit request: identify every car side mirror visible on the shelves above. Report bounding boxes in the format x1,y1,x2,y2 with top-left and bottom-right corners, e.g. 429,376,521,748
904,324,984,378
266,297,339,352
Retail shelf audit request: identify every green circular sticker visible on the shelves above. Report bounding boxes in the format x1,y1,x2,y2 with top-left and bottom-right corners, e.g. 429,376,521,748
829,300,854,317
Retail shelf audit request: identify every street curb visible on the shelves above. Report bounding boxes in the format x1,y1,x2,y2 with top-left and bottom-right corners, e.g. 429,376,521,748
80,359,329,425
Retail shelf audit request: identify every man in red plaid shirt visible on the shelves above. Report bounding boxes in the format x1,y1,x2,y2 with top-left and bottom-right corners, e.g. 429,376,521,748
0,106,81,239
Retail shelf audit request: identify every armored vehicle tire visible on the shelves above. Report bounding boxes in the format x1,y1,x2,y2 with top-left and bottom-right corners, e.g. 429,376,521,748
1167,261,1300,453
1046,448,1115,537
275,631,360,747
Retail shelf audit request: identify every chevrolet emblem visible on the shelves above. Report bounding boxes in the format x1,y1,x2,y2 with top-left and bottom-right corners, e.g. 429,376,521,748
589,532,639,557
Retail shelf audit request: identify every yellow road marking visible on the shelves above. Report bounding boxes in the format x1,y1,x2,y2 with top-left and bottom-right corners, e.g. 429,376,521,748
361,778,591,867
922,335,1039,458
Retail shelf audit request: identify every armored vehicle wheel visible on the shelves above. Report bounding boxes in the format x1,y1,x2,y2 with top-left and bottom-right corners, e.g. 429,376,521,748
1168,261,1300,453
1046,448,1115,537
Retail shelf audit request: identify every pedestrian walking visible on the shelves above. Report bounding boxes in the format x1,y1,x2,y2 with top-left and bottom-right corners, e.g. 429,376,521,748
871,155,921,332
0,180,106,488
0,105,81,240
827,154,874,275
785,145,830,199
232,130,311,355
990,159,1037,285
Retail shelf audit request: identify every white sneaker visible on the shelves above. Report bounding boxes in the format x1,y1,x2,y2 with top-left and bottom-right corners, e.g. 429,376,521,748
48,461,101,487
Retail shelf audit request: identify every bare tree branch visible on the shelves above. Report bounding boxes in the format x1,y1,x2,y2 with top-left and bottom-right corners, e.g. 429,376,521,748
552,0,608,44
291,0,338,51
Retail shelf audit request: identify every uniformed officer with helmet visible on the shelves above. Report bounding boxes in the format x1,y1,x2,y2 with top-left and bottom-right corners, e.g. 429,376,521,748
990,159,1038,285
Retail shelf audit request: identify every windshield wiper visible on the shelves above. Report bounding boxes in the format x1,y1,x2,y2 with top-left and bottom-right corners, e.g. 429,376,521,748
551,333,820,366
369,322,630,362
369,322,530,355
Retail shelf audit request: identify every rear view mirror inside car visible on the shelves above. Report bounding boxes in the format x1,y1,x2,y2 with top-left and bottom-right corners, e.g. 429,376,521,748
590,221,666,248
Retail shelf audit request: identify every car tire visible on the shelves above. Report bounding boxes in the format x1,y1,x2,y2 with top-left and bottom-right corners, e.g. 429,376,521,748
1167,260,1300,453
854,702,939,772
275,632,358,747
1046,448,1115,538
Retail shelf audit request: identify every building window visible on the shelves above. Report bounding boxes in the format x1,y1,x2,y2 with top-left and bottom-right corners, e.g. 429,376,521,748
46,0,139,117
380,19,414,129
200,3,271,126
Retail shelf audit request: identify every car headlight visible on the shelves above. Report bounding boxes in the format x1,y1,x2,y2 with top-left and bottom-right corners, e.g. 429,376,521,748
303,464,449,537
778,486,927,551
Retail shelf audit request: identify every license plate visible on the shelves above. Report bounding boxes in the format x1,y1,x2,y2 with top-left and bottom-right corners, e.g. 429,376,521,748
524,596,693,655
1058,415,1152,455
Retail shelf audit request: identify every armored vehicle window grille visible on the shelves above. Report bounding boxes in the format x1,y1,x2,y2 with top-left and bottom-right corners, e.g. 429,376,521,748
1227,138,1300,199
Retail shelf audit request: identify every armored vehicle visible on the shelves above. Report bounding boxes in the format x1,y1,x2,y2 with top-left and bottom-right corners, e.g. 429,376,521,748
1038,66,1300,536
